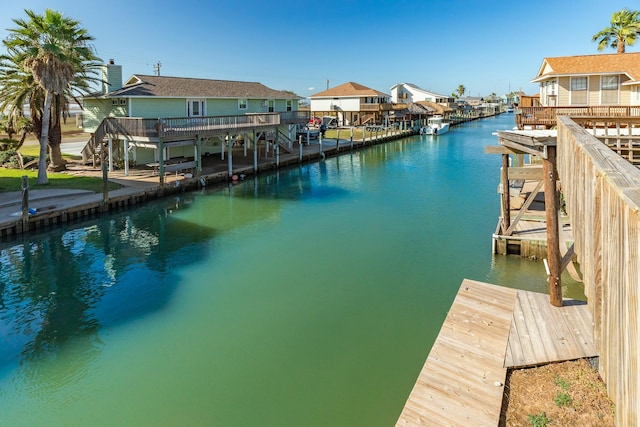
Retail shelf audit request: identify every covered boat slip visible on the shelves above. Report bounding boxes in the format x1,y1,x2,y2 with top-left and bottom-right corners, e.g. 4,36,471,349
485,131,566,259
396,279,596,427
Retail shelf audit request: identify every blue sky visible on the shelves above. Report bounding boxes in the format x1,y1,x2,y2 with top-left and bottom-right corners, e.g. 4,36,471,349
0,0,637,99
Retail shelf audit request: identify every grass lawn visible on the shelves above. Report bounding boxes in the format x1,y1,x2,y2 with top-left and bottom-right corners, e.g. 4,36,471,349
0,167,119,193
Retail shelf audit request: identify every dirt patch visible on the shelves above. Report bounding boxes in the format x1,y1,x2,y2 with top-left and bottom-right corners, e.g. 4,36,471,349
501,358,615,426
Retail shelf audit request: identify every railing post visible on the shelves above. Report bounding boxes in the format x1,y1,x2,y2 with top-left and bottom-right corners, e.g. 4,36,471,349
108,135,114,172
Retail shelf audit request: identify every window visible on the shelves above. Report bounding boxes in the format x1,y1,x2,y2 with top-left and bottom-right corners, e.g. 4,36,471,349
286,100,292,111
570,77,588,105
601,75,619,104
238,99,248,110
111,99,118,105
268,99,275,113
119,99,127,105
542,80,557,106
187,99,205,117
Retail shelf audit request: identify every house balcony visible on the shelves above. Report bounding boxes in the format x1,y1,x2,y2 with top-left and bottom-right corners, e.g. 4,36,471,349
99,112,299,141
360,103,394,112
516,106,640,129
279,111,310,125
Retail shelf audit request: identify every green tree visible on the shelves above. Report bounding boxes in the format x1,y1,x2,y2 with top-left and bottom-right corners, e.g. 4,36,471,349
457,84,465,98
2,9,101,183
592,8,640,53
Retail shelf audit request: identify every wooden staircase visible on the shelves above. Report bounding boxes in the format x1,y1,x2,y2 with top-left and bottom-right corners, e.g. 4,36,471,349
275,130,294,154
81,118,131,166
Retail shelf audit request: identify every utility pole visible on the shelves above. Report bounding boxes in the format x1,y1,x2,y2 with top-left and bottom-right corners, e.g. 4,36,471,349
153,61,162,76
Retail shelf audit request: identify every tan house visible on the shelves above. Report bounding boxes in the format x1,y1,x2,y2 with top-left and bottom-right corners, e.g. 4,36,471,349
532,52,640,107
309,82,393,126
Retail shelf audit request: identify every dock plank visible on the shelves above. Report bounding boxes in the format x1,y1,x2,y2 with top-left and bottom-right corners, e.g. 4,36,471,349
397,280,598,426
504,291,596,368
396,279,517,427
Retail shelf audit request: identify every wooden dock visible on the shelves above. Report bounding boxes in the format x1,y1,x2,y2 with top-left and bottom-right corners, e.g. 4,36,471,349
505,289,596,368
0,130,414,238
396,279,596,427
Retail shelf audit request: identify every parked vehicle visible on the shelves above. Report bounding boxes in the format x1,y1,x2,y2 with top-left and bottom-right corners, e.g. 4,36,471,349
309,116,322,126
321,116,338,129
296,124,319,139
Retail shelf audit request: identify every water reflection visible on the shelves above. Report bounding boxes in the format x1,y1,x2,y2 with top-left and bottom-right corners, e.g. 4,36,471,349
227,138,419,204
0,196,215,384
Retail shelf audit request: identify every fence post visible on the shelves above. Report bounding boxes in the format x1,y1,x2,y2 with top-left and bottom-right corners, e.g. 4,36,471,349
21,176,29,226
299,135,303,162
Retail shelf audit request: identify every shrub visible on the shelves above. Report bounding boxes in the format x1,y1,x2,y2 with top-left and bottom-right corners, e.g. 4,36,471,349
554,392,572,407
528,412,550,427
0,149,19,168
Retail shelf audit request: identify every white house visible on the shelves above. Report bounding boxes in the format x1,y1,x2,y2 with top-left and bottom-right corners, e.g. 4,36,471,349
390,83,451,104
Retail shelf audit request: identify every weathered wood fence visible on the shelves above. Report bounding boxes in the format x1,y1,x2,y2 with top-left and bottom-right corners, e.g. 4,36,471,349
556,115,639,427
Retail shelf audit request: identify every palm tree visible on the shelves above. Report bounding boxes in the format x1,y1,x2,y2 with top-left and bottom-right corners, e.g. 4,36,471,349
457,84,466,98
3,9,101,183
592,8,640,53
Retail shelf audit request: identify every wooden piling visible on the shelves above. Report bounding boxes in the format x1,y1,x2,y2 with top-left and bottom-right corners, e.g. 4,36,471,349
501,154,511,233
543,145,562,307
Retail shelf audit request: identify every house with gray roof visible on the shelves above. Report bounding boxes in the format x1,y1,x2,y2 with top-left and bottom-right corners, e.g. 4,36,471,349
80,61,305,174
82,61,301,133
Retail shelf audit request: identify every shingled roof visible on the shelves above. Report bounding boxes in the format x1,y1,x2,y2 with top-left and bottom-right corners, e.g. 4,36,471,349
532,52,640,85
101,74,300,99
310,82,390,98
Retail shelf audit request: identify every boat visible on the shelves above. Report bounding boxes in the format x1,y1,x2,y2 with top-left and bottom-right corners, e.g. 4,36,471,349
420,115,450,135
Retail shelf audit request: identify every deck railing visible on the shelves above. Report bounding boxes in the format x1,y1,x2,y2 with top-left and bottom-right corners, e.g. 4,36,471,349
360,103,393,112
102,113,283,139
556,115,640,427
516,106,640,129
279,111,310,125
567,116,640,167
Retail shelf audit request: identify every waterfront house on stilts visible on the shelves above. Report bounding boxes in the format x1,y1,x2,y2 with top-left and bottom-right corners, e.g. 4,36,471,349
81,60,308,184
